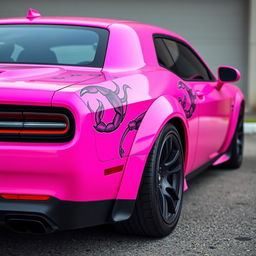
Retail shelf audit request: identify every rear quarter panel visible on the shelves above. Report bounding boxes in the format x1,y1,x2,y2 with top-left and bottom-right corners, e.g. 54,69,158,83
78,69,199,200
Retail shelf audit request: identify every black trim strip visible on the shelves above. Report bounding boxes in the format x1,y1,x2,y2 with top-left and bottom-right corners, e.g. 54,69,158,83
186,153,223,181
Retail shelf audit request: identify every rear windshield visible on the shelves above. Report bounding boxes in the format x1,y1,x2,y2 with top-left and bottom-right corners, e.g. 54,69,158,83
0,24,109,67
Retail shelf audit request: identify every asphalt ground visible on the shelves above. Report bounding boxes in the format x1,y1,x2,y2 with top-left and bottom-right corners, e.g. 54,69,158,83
0,135,255,256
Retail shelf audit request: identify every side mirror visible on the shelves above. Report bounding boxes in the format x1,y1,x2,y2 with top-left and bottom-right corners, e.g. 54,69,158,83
216,66,240,90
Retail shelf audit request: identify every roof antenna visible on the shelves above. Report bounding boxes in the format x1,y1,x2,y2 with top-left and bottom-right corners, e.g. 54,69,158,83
26,8,41,20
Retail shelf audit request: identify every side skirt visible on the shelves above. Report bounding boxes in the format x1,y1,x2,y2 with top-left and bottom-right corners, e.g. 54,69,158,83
186,153,223,181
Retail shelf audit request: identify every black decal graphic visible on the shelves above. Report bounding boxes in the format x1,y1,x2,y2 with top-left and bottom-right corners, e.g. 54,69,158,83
119,111,146,158
80,81,130,132
178,81,196,118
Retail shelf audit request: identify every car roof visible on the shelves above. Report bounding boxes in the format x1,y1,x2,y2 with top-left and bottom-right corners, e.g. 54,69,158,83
0,16,186,41
0,16,126,28
0,13,192,72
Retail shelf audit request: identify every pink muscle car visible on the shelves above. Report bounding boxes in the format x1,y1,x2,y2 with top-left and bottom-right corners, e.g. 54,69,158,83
0,9,244,237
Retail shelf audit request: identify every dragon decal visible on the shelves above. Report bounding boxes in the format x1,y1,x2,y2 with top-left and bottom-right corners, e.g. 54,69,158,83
177,81,197,119
119,111,146,158
80,81,130,132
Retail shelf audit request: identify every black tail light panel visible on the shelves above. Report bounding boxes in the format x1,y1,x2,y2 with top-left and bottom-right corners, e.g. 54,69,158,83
0,105,75,142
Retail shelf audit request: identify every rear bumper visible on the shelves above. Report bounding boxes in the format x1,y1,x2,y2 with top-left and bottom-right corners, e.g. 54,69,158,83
0,197,135,233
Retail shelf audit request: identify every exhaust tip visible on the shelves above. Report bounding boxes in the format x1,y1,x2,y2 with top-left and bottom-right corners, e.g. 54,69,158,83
5,215,54,234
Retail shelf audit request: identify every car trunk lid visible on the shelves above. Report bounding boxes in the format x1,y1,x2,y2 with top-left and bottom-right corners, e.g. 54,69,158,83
0,65,103,106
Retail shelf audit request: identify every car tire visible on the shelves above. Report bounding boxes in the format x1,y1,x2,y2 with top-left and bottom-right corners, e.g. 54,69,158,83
115,123,184,238
220,107,244,169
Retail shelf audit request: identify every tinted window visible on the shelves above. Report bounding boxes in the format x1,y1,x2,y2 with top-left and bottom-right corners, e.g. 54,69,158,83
163,39,212,81
154,38,174,69
0,25,109,67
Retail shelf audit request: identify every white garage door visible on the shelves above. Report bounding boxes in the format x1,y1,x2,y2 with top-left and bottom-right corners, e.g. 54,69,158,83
0,0,248,97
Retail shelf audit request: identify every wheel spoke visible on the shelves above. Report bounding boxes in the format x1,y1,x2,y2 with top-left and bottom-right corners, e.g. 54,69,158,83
156,130,183,223
168,163,182,175
162,137,173,163
167,186,179,201
162,174,179,200
161,177,177,212
165,191,176,213
164,149,180,167
159,189,169,218
160,186,176,214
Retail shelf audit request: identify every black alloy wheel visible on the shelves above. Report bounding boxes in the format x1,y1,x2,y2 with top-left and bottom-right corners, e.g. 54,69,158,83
115,123,184,237
236,113,244,162
219,106,244,169
156,130,183,224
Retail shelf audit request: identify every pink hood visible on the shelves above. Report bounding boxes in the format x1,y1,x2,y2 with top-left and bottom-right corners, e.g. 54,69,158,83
0,64,104,106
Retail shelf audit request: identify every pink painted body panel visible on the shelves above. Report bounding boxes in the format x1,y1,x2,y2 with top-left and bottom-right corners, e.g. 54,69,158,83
0,15,244,203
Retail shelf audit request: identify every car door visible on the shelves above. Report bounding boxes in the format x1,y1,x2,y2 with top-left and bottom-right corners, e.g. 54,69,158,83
161,37,231,171
154,38,199,173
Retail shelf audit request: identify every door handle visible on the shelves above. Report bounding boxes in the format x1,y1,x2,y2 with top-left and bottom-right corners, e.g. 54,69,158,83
195,90,205,99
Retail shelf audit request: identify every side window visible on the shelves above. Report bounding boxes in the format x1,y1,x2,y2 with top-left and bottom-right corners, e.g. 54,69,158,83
154,38,175,70
163,38,212,81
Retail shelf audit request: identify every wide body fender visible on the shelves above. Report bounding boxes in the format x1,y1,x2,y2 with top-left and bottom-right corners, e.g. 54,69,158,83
115,95,188,201
219,87,245,154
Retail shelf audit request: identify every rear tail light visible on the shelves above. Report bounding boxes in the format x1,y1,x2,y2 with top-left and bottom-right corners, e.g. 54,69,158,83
0,112,69,134
1,194,50,201
0,106,75,142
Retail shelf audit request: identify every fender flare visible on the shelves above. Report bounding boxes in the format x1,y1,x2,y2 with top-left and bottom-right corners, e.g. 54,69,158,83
111,95,189,221
220,89,245,153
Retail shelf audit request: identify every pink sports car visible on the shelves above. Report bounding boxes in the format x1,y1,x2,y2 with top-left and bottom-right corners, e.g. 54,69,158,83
0,9,244,237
